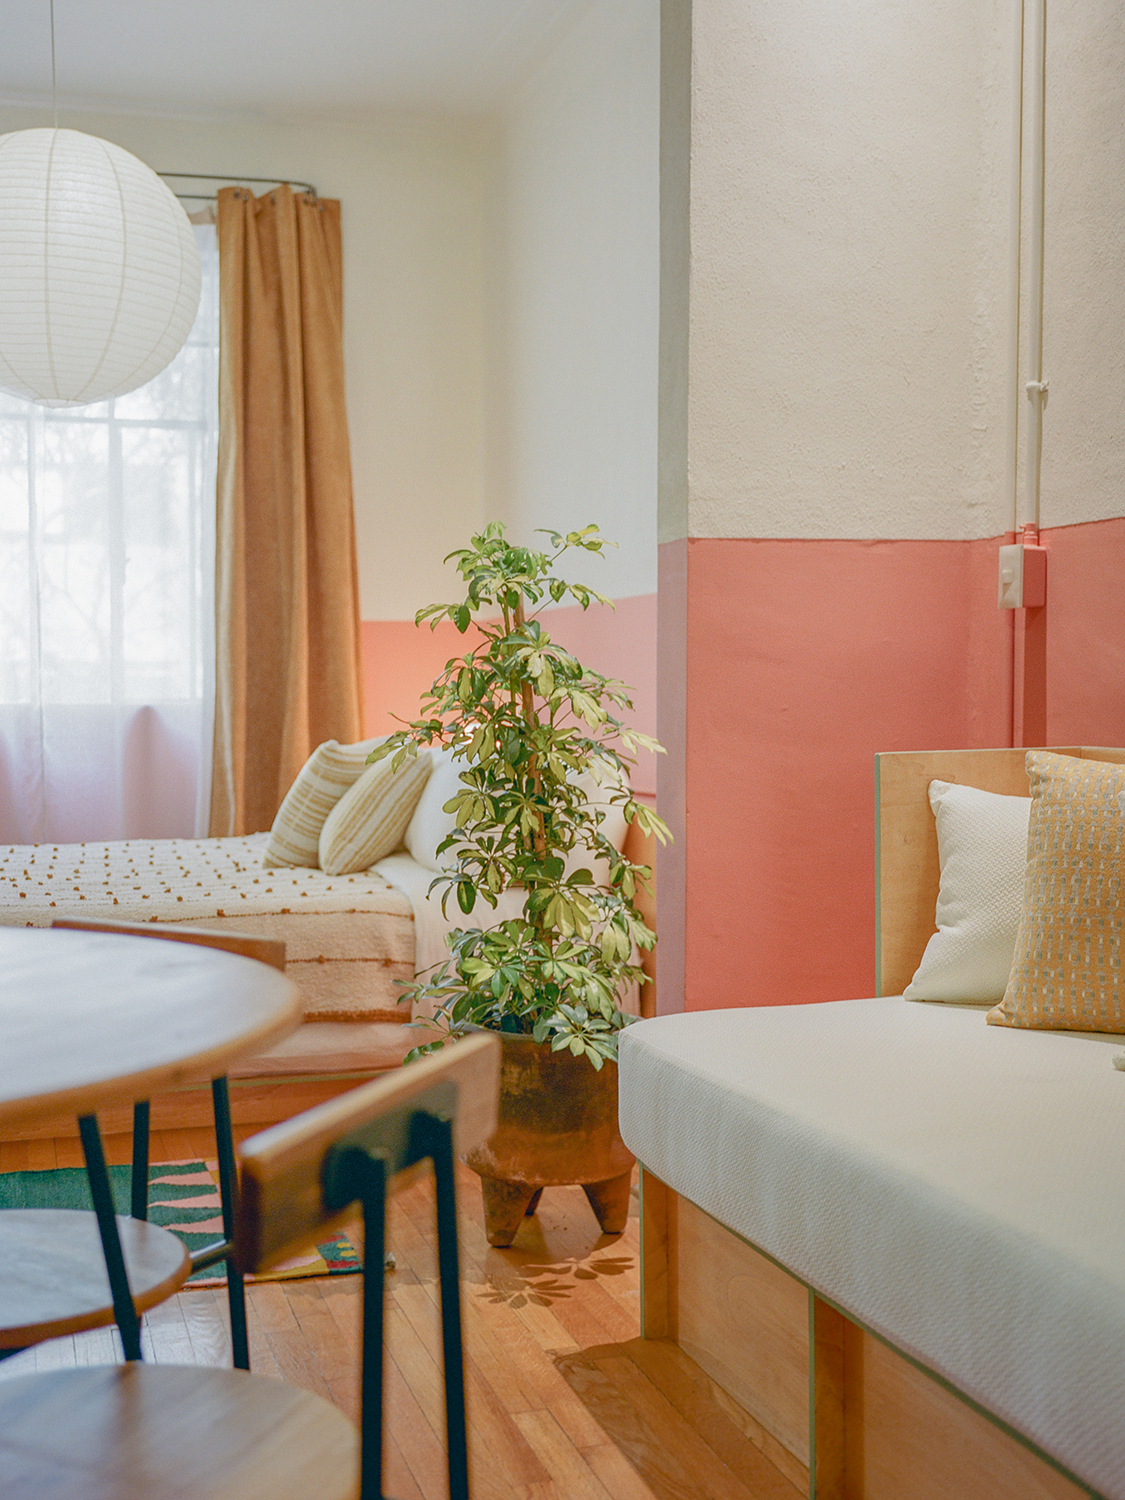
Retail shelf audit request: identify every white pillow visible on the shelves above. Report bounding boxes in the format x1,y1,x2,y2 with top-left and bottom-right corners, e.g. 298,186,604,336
318,751,433,876
903,779,1031,1003
263,737,385,868
404,749,466,873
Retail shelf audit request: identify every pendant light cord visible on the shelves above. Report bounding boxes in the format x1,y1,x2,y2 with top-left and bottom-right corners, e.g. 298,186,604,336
50,0,58,128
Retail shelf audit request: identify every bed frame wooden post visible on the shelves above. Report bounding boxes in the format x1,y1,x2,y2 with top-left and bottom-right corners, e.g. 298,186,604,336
638,1164,669,1338
809,1294,846,1499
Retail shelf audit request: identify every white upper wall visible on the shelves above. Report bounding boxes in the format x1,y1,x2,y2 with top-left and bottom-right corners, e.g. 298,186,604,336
666,0,1017,545
1038,0,1125,530
0,103,490,620
488,0,660,599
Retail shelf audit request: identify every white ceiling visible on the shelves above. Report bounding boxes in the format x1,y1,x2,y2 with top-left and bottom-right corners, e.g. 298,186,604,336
0,0,587,119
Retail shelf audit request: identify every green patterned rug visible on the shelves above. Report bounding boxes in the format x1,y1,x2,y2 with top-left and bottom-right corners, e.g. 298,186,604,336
0,1159,361,1285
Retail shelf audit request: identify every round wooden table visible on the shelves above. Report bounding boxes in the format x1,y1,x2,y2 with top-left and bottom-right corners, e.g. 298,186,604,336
0,926,302,1129
0,926,302,1354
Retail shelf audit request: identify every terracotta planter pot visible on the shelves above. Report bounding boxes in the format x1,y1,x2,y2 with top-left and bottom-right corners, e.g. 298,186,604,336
462,1031,635,1247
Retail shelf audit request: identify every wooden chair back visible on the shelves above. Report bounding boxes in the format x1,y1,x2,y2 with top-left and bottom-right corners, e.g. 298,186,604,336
239,1032,499,1500
50,916,286,972
874,745,1125,996
237,1032,500,1272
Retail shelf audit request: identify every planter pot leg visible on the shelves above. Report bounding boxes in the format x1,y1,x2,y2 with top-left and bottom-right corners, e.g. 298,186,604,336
524,1188,543,1217
480,1177,539,1247
582,1169,633,1235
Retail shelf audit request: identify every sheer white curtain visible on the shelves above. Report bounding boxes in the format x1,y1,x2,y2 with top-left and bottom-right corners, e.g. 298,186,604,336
0,225,218,844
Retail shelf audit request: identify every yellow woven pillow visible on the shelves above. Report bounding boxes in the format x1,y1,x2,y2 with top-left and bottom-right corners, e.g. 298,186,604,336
318,752,433,876
988,750,1125,1033
263,738,385,868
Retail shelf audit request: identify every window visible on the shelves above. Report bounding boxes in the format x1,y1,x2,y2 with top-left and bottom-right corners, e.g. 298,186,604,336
0,225,219,843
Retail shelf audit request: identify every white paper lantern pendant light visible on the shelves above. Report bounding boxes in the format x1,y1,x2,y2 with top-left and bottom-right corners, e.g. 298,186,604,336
0,127,201,408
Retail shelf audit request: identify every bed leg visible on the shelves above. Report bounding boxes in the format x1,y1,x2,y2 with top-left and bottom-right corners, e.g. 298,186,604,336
639,1165,669,1339
809,1293,846,1500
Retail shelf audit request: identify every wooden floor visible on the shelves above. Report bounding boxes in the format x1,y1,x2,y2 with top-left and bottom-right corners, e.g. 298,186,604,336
0,1126,800,1500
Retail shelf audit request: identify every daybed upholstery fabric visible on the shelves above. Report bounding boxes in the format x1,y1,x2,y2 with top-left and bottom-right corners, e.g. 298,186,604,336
618,998,1125,1500
0,832,414,1022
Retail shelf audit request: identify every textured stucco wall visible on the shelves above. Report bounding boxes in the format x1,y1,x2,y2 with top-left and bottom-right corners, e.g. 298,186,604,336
657,0,1124,1014
488,0,660,600
669,0,1016,546
1038,0,1125,529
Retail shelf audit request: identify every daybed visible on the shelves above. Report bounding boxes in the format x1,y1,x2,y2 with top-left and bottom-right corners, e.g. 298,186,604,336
619,746,1125,1500
0,739,648,1135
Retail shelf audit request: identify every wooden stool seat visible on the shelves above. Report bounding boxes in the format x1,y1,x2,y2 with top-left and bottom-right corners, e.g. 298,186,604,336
0,1363,359,1499
0,1209,190,1348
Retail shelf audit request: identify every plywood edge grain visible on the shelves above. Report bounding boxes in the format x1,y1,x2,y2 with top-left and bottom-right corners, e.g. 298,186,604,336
638,1164,670,1339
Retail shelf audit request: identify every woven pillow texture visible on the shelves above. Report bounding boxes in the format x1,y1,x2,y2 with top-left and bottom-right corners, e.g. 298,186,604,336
319,752,433,876
262,738,385,868
988,751,1125,1033
904,780,1031,1003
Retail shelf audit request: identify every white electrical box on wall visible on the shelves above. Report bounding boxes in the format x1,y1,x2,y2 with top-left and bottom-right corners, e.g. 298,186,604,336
998,543,1047,609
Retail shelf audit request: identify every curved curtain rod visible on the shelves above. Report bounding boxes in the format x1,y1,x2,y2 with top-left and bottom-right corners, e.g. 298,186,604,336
158,172,318,204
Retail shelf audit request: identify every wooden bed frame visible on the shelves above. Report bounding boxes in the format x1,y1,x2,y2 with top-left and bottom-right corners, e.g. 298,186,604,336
639,746,1125,1500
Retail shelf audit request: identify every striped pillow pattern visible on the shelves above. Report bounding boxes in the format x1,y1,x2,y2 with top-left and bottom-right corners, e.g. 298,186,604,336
262,738,385,868
988,751,1125,1034
318,752,433,876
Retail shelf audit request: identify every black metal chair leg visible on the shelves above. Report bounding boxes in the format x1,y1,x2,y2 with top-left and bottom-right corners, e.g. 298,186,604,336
355,1153,388,1500
130,1100,150,1221
211,1076,249,1370
78,1114,143,1362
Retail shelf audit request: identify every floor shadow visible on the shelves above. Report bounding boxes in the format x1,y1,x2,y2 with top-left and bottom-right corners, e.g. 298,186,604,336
473,1249,634,1308
551,1338,712,1500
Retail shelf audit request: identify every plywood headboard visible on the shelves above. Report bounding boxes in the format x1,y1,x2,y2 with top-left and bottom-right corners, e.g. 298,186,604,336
874,746,1125,997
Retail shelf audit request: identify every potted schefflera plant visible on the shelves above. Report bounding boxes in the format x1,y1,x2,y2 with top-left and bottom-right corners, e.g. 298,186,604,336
369,523,668,1247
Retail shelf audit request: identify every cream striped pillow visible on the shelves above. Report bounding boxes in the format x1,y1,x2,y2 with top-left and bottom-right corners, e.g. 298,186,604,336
319,752,433,876
988,751,1125,1033
263,738,385,868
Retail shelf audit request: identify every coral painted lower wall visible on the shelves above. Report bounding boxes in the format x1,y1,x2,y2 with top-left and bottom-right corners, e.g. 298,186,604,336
658,534,1014,1013
361,593,658,793
1041,516,1125,747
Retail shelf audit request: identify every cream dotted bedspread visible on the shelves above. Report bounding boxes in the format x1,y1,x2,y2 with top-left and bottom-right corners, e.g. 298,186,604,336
0,833,416,1021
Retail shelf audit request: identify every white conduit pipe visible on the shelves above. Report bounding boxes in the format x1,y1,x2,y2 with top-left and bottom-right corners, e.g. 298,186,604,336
1023,0,1048,533
1007,0,1024,536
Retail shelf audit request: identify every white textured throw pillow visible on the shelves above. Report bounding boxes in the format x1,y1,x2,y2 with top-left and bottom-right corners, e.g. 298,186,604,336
404,749,466,873
903,779,1031,1003
263,737,385,868
318,751,433,876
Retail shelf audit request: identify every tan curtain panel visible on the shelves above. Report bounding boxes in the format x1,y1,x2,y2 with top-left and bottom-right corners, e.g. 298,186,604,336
210,185,365,837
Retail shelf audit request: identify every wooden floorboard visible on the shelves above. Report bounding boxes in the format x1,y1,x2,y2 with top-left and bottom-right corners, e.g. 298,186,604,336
0,1134,802,1500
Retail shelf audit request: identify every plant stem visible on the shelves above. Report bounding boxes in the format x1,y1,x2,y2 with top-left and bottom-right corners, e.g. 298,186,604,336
514,597,548,870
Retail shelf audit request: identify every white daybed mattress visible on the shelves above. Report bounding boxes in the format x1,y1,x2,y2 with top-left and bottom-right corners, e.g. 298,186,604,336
0,833,415,1022
618,997,1125,1500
